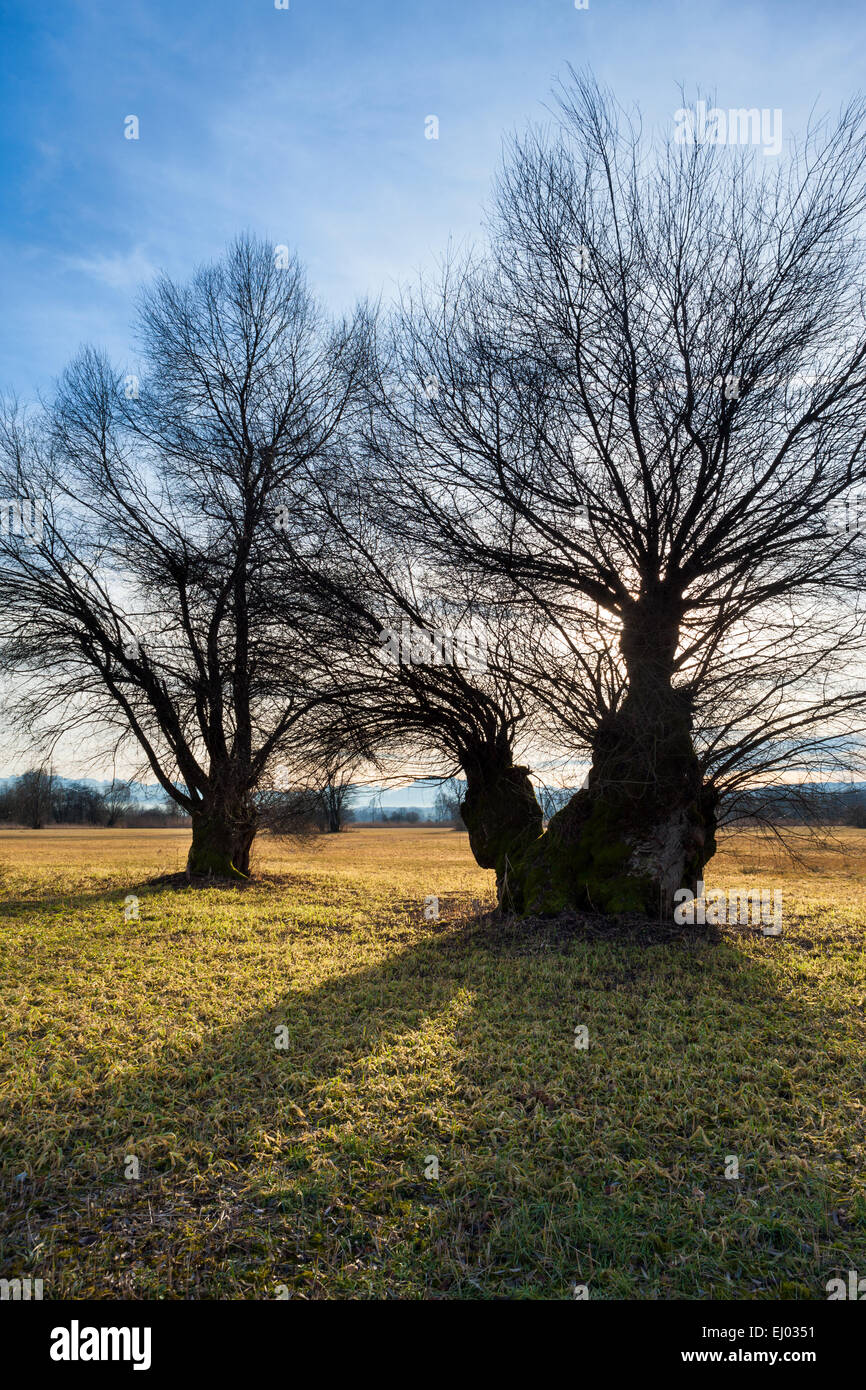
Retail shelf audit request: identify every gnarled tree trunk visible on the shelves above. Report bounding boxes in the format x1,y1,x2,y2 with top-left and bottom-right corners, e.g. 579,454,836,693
186,800,257,879
458,741,544,896
500,596,717,918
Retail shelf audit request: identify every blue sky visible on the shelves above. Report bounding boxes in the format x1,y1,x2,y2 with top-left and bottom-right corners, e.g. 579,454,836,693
2,0,865,400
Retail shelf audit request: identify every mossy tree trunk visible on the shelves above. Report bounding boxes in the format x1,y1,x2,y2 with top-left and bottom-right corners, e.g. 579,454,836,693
458,741,544,897
186,802,257,879
501,595,717,918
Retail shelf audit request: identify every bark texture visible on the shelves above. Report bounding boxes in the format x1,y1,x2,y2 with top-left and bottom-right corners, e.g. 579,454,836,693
497,598,718,918
186,805,256,879
459,745,544,896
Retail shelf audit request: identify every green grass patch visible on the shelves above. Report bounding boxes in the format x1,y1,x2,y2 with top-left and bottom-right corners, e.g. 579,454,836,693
1,826,864,1299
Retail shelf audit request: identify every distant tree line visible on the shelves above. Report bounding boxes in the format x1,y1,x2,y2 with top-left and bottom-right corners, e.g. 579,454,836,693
729,785,866,830
357,807,423,825
0,771,189,829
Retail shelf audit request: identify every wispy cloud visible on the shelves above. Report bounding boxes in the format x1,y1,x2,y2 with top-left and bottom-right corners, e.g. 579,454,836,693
63,246,159,292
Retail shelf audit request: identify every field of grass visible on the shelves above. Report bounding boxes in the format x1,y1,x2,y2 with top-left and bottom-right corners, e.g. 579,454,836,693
1,823,865,1300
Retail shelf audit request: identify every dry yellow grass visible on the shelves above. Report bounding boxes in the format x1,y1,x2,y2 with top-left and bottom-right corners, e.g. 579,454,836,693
2,820,863,903
0,823,492,888
1,824,864,1299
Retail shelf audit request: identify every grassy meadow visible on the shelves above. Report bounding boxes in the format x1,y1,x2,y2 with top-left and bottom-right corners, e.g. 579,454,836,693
1,823,865,1300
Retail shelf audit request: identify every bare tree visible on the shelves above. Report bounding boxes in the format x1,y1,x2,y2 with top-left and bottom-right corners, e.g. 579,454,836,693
4,766,54,829
102,777,132,827
433,777,466,825
315,755,360,833
0,237,369,877
360,73,866,915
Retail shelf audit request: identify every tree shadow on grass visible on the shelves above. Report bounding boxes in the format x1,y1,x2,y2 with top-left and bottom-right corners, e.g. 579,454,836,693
0,874,198,921
2,910,864,1300
0,861,427,919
